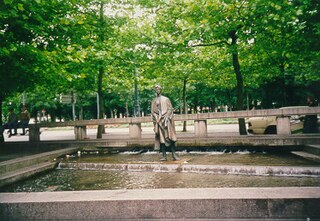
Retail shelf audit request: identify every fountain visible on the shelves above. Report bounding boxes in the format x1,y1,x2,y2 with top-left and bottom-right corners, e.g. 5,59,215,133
1,148,320,220
1,150,320,192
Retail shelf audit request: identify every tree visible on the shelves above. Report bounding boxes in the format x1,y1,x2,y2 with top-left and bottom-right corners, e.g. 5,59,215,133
0,0,91,123
140,0,250,134
1,0,319,141
248,0,320,106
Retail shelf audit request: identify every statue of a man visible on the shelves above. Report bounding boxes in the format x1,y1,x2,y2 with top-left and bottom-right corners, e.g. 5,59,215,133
151,85,179,161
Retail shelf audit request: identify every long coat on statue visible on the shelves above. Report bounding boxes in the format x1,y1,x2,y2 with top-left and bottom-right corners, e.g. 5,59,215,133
151,95,177,151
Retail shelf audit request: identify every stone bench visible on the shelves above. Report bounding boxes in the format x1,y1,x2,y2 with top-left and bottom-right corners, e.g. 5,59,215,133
27,107,320,142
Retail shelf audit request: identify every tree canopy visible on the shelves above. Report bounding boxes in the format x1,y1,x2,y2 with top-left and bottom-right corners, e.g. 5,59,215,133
1,0,319,127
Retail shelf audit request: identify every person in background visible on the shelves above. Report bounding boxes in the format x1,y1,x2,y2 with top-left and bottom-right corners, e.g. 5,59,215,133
303,96,318,133
19,105,30,135
7,108,18,137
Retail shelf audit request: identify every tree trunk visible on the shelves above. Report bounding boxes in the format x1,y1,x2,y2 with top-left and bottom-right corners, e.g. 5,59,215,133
125,100,129,117
133,65,140,117
280,59,287,107
0,94,3,126
79,106,83,120
97,67,104,138
97,1,105,138
182,79,187,132
230,30,247,135
0,94,4,143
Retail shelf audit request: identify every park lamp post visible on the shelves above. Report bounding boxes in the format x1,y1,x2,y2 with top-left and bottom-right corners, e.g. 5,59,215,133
133,64,140,117
60,92,76,121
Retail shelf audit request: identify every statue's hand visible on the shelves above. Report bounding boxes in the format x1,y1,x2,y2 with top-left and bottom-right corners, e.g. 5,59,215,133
154,123,159,134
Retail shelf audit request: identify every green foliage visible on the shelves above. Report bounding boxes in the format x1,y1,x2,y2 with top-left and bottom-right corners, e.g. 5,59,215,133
1,0,319,124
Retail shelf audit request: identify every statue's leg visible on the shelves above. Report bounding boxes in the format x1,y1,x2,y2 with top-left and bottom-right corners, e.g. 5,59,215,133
171,143,179,161
160,144,167,161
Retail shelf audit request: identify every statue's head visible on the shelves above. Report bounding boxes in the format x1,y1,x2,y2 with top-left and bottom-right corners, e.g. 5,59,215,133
155,85,162,95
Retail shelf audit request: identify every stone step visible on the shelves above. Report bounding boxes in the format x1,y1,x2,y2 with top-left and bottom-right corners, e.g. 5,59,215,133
0,147,77,175
1,187,319,219
0,161,57,188
58,162,320,177
291,151,320,162
303,144,320,156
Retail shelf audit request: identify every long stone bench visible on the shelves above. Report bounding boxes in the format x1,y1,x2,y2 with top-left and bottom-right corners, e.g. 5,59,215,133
28,107,320,142
0,187,319,219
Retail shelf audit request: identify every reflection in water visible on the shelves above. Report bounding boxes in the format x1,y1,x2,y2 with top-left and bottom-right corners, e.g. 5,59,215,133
1,150,319,192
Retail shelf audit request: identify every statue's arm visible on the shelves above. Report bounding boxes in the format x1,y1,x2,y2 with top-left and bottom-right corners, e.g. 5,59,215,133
165,99,174,120
151,101,158,122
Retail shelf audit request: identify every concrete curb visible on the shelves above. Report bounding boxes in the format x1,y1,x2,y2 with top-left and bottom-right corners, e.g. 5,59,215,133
0,147,77,174
0,187,319,220
304,144,320,156
0,148,78,188
0,161,57,188
58,162,320,177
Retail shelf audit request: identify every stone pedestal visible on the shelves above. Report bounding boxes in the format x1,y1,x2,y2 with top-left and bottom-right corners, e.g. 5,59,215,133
129,123,141,139
277,117,291,135
75,126,87,140
28,124,40,142
195,120,207,137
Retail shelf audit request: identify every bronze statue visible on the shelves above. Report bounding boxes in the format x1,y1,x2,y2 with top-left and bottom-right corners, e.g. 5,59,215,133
151,85,179,161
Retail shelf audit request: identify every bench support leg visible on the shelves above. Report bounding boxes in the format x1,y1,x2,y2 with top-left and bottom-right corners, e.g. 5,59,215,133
29,124,40,142
277,117,291,135
195,120,207,137
129,123,141,139
75,126,87,140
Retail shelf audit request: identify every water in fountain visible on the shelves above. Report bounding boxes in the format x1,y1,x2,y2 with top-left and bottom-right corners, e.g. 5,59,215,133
1,149,319,192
